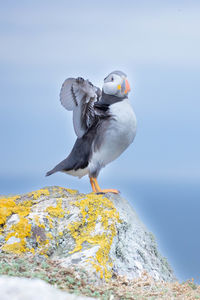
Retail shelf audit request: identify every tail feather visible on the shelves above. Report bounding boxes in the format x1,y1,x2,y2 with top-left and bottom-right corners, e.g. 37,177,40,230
46,169,56,177
46,135,92,178
45,157,72,177
45,161,65,177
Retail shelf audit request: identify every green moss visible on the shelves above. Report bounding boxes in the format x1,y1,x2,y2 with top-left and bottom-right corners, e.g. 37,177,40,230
1,253,200,300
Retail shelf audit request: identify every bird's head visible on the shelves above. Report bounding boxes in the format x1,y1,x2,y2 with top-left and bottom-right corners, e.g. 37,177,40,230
102,70,131,97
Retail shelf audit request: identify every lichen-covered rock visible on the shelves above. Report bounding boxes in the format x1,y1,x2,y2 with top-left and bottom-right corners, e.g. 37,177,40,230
0,186,175,282
0,276,93,300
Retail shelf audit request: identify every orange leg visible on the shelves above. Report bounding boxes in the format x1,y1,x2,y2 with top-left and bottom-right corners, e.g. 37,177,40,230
89,177,119,194
90,177,97,193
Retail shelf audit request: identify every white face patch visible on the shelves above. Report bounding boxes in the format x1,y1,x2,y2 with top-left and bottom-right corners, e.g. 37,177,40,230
102,74,123,95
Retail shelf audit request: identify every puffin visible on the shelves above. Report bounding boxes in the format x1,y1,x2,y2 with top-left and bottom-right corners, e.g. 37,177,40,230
46,70,137,194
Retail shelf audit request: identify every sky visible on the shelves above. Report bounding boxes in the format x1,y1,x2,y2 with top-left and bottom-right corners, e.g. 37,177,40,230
0,0,200,181
0,0,200,282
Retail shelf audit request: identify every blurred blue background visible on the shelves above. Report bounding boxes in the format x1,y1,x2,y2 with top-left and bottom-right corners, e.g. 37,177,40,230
0,0,200,282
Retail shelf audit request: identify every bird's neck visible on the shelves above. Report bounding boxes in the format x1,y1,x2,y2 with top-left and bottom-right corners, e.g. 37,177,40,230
100,91,127,106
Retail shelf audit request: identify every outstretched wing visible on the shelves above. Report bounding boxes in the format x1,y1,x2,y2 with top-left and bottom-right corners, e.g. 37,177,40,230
60,77,101,138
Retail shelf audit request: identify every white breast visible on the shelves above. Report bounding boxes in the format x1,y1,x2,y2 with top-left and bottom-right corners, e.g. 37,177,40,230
89,99,137,174
109,99,137,145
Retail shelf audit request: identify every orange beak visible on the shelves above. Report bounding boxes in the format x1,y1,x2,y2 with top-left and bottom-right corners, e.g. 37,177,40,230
124,79,131,94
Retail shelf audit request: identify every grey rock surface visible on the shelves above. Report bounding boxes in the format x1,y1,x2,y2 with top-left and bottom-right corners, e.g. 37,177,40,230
0,186,175,283
0,276,94,300
109,194,174,281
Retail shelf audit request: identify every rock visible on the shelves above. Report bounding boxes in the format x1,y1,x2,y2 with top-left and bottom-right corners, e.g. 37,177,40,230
0,276,93,300
0,186,175,282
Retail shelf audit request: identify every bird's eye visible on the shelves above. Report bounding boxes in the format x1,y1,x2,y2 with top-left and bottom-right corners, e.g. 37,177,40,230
111,76,114,82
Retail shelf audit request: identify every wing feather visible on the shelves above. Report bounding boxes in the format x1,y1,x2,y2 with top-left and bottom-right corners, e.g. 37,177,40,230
60,77,101,137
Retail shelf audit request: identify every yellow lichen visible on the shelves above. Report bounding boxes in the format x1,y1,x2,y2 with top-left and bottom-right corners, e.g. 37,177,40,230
0,189,46,255
0,196,19,225
53,186,78,195
14,200,33,217
0,195,32,254
45,215,53,229
1,187,120,279
28,188,50,200
5,217,31,241
37,239,50,256
67,193,120,281
2,241,27,254
45,199,65,218
30,247,35,254
65,188,78,195
34,216,45,229
3,217,32,254
46,232,53,239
